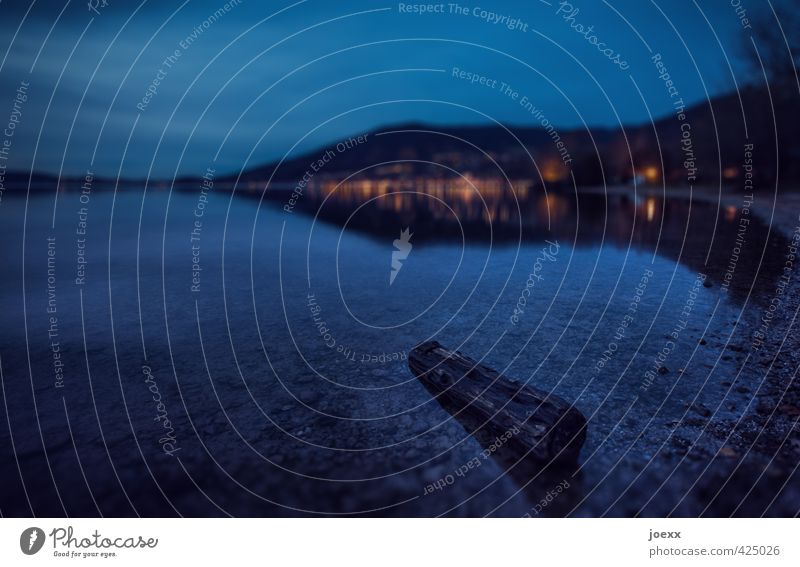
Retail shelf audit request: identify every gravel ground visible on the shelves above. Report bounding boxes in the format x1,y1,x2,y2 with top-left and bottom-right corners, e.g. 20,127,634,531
579,185,800,516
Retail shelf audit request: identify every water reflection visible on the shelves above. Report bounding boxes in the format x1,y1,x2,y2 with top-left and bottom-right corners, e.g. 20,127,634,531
263,176,787,306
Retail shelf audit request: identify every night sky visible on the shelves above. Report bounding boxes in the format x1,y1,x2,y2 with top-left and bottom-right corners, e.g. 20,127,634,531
0,0,754,177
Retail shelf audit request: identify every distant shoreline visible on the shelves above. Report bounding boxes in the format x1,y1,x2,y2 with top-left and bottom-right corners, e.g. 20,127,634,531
5,176,799,238
582,184,800,238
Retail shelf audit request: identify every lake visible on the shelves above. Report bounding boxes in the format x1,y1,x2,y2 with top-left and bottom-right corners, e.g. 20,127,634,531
0,180,793,516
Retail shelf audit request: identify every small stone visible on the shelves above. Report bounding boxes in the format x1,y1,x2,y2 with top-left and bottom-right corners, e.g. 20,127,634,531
756,401,775,415
719,446,738,458
672,436,692,453
404,449,419,460
299,390,321,404
657,366,669,375
698,338,707,345
766,465,784,477
690,403,712,417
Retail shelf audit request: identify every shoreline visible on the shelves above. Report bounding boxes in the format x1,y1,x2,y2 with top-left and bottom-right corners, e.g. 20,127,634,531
581,184,800,238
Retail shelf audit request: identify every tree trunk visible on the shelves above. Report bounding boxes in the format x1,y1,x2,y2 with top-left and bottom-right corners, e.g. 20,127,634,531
409,341,586,468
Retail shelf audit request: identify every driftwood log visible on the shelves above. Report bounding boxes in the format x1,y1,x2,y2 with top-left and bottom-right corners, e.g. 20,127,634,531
409,341,587,469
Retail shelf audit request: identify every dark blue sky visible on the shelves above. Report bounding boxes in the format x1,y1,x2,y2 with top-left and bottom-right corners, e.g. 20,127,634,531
0,0,755,177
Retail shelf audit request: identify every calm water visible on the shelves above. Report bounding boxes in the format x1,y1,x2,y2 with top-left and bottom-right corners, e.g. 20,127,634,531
0,183,788,516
